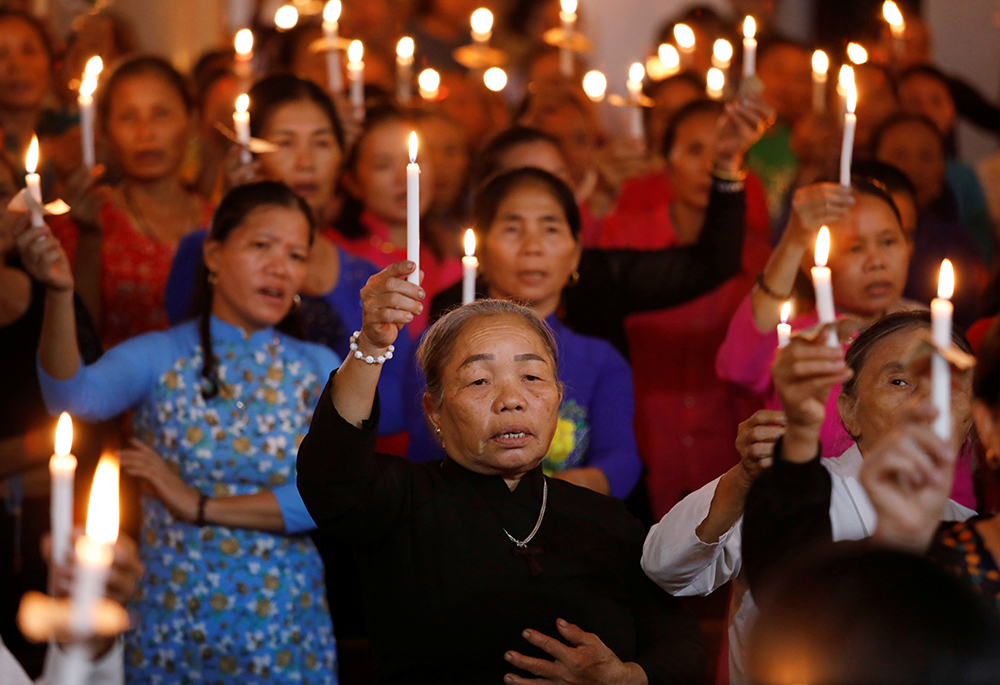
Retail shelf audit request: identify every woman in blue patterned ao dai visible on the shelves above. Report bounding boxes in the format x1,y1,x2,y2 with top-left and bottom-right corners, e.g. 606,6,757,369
25,182,338,684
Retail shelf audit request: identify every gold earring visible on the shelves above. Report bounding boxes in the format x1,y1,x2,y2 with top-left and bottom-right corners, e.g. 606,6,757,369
293,294,301,306
207,272,218,285
569,270,580,285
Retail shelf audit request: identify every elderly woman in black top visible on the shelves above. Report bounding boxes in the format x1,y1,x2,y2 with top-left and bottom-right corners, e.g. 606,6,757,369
296,266,703,684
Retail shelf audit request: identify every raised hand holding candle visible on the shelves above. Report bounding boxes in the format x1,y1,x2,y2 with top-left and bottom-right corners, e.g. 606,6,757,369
812,50,828,114
407,132,420,286
582,70,606,102
25,135,44,228
471,8,493,45
233,94,252,165
234,29,253,91
706,67,725,100
883,1,905,61
418,68,440,101
462,229,478,305
777,301,792,348
347,40,365,123
931,259,954,441
50,413,76,568
396,37,414,105
811,226,839,347
742,17,756,78
559,0,577,77
323,1,344,96
627,62,645,141
840,76,857,186
78,57,102,169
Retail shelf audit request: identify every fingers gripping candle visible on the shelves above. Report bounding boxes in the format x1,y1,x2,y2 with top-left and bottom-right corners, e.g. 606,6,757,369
407,132,420,285
931,260,954,441
811,226,839,347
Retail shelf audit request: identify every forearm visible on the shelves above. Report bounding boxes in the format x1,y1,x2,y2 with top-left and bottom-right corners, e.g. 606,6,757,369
695,465,750,543
0,266,30,327
202,491,286,533
751,231,808,333
331,352,387,429
39,289,81,380
71,230,102,327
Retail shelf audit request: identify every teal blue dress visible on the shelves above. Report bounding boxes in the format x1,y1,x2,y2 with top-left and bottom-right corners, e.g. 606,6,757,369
38,317,339,684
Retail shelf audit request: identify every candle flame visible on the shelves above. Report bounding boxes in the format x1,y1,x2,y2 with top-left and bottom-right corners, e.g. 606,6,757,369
707,67,725,94
234,28,254,55
847,42,868,65
658,43,680,69
743,16,756,39
780,301,791,324
713,39,733,62
846,80,857,113
883,0,904,28
397,36,414,59
55,413,73,457
628,62,645,84
235,93,249,113
483,67,507,92
470,8,493,35
673,23,695,50
561,0,577,15
582,70,607,101
464,228,476,256
815,226,830,267
84,454,119,545
80,73,97,98
838,64,854,90
938,259,954,299
409,131,418,163
323,0,342,24
348,40,363,63
418,68,440,96
274,5,298,30
84,56,103,77
26,135,39,174
812,49,829,74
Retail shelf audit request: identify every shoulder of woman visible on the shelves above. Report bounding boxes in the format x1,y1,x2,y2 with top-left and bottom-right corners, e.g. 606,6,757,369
279,334,341,372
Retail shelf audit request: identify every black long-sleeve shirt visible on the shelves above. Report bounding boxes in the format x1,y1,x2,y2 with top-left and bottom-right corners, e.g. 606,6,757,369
296,383,704,684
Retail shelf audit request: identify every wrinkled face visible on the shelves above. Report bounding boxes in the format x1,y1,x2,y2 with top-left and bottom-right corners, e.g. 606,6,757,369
497,140,572,187
204,205,311,332
840,326,973,454
106,74,192,182
898,74,956,138
422,114,469,215
874,120,946,209
757,44,812,123
425,314,562,480
0,16,50,111
259,100,342,217
824,194,911,317
349,119,434,225
481,182,581,317
666,110,717,213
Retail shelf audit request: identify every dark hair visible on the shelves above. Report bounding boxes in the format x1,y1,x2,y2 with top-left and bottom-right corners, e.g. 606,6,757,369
974,318,1000,406
869,111,945,159
841,310,973,400
98,55,194,128
851,160,917,205
195,181,316,399
848,175,904,227
0,10,54,62
473,167,580,243
898,64,952,96
472,126,563,188
749,544,1000,685
247,73,345,150
661,98,723,158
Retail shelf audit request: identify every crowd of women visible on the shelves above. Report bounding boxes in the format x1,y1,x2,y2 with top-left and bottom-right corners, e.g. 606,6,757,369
3,0,1000,683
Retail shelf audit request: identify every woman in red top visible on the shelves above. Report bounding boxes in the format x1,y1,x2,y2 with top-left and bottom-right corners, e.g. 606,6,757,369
51,56,206,348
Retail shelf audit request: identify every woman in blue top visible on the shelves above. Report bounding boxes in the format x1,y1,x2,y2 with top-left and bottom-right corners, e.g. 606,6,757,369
20,182,339,684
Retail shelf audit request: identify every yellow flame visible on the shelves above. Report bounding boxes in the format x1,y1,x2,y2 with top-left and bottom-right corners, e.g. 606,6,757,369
25,135,39,174
743,16,756,39
658,43,680,69
464,228,476,256
55,413,73,456
234,28,254,55
673,23,695,50
235,93,249,113
838,64,854,90
883,0,904,28
713,39,733,62
323,0,341,24
348,40,363,63
408,131,418,163
847,42,868,65
418,68,440,94
79,74,97,98
780,301,791,324
812,49,829,74
815,226,830,267
274,5,298,30
938,259,954,299
629,62,645,84
483,67,507,92
847,80,857,113
582,70,607,101
85,455,119,545
707,67,725,92
84,56,103,77
470,8,493,34
397,36,414,59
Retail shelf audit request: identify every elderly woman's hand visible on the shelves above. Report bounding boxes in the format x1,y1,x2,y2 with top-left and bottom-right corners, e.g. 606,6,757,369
860,402,955,554
735,409,787,488
504,619,647,685
358,260,424,353
714,94,775,172
787,183,854,249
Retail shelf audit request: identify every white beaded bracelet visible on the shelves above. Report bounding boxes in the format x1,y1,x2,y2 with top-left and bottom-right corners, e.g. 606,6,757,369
349,331,394,364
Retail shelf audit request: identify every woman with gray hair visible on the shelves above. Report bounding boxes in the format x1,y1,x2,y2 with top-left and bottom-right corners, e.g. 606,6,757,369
296,261,703,685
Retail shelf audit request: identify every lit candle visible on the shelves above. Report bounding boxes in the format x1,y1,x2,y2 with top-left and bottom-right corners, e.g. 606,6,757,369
657,44,680,78
323,1,344,96
712,38,733,71
742,17,756,78
582,70,606,102
627,62,645,141
78,57,102,170
462,229,478,305
811,226,838,347
483,67,507,92
811,50,828,114
559,0,577,77
673,24,695,68
407,132,420,286
396,37,414,105
418,68,440,101
234,29,254,91
883,0,906,61
846,42,868,65
931,259,954,441
233,94,252,165
25,135,44,228
347,40,365,123
777,301,792,349
50,413,76,568
840,77,856,186
837,65,853,118
470,8,493,45
70,454,119,637
274,4,298,30
706,67,725,100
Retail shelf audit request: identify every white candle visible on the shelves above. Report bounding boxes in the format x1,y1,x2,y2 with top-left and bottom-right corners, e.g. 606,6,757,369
233,94,252,165
777,301,792,349
418,68,440,101
657,44,680,78
347,40,365,124
78,57,102,170
742,17,756,79
582,70,607,102
407,132,420,286
50,413,76,568
812,50,828,114
706,67,725,100
25,135,44,228
234,29,253,92
470,8,493,45
323,1,344,96
840,78,857,186
396,37,414,105
673,24,695,68
627,62,645,141
883,1,906,61
462,229,478,305
70,454,118,637
559,0,577,77
931,259,954,441
811,226,839,347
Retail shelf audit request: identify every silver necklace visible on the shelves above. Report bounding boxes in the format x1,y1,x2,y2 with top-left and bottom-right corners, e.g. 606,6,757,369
503,476,547,548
